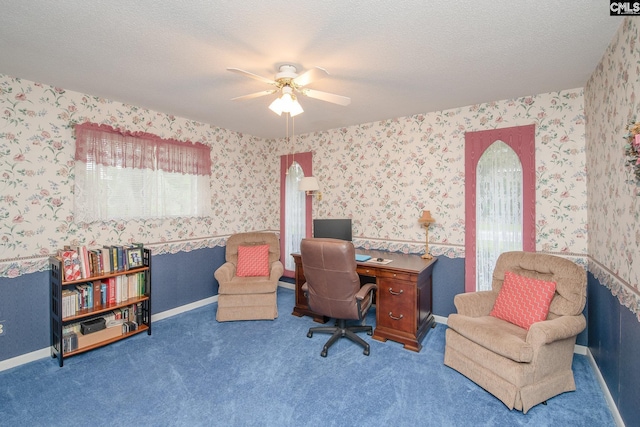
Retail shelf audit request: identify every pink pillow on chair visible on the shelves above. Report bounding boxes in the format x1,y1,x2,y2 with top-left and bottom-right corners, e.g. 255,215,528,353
236,245,270,277
490,271,556,330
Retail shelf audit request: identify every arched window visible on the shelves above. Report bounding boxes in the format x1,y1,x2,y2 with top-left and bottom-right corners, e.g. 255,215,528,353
280,152,313,277
465,125,535,292
475,141,523,291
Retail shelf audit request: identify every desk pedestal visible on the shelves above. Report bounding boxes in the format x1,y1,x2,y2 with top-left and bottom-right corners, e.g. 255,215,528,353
291,250,437,352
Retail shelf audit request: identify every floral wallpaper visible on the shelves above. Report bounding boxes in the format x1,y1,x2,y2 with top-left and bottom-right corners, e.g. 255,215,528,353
585,17,640,320
0,75,278,277
2,72,588,281
290,90,588,262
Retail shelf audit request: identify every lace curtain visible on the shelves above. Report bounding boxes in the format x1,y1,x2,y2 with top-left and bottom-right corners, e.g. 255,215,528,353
74,122,212,222
284,162,306,271
475,141,523,291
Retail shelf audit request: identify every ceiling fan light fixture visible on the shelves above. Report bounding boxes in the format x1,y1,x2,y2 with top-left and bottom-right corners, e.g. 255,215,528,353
268,97,284,116
269,86,304,117
288,96,304,117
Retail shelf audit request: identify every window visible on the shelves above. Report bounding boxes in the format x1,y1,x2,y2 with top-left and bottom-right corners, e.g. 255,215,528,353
73,123,211,222
280,152,313,277
475,141,523,291
465,125,535,292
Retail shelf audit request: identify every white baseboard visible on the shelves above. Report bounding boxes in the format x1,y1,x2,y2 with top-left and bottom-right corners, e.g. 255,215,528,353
278,281,295,290
0,347,51,373
151,295,218,322
434,314,448,325
587,349,625,427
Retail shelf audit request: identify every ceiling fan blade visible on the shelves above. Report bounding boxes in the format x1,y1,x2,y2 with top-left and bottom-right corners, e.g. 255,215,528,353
227,68,276,85
230,89,277,101
293,67,329,87
299,88,351,106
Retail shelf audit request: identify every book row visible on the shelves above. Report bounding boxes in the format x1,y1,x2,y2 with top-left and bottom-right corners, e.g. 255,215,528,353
60,272,147,318
58,243,145,282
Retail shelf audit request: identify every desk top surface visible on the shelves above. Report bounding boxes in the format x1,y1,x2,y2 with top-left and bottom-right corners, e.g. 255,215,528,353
292,248,436,274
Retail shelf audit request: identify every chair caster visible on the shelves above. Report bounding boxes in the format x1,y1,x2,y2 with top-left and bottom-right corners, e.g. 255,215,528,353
367,330,373,336
307,331,313,338
363,347,370,356
321,349,328,357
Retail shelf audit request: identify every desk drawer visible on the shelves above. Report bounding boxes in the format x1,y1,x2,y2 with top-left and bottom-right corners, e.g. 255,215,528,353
376,278,415,333
377,270,413,282
357,266,378,277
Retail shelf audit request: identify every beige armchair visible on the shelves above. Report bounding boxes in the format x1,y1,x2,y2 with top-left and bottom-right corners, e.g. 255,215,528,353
444,251,587,414
214,232,284,322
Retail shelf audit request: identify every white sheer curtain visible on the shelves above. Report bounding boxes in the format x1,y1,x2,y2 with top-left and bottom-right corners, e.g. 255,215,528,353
284,162,306,271
475,141,523,291
73,123,211,222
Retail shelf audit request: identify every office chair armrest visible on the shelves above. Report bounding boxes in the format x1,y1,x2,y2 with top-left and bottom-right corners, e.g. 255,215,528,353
214,262,236,283
356,283,376,301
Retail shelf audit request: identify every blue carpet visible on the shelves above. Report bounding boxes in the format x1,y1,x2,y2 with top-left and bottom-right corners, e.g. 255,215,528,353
0,288,614,426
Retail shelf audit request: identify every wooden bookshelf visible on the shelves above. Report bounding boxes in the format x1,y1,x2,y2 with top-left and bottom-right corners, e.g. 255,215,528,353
49,247,152,367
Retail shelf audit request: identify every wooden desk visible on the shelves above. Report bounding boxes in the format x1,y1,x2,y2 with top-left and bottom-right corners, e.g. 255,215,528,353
291,249,437,352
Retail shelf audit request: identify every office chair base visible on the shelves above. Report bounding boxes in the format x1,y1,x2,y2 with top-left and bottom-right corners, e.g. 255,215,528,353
307,319,373,357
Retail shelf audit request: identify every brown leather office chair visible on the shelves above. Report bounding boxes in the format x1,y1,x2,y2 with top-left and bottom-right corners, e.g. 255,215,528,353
300,238,377,357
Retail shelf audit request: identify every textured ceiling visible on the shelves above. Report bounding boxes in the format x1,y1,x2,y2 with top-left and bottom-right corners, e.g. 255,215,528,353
0,1,622,139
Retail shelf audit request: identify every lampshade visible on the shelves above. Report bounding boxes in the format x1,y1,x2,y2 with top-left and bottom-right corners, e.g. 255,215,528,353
298,176,320,192
268,86,304,117
418,210,435,224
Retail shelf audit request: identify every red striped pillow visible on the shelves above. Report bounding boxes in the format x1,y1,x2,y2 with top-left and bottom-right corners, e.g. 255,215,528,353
490,271,556,330
236,245,270,277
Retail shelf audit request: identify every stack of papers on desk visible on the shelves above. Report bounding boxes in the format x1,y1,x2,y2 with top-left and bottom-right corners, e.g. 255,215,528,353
365,258,393,265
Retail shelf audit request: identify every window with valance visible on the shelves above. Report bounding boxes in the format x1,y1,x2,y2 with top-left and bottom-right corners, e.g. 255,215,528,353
73,122,212,222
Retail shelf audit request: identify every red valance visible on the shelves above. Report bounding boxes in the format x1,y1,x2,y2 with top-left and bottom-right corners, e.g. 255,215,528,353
74,122,211,176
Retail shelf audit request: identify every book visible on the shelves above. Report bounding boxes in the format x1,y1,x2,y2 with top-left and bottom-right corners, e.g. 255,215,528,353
93,281,102,308
113,245,125,271
58,249,81,281
101,246,112,273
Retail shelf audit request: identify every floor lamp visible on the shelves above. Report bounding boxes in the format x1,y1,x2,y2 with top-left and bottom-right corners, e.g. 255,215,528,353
418,210,435,260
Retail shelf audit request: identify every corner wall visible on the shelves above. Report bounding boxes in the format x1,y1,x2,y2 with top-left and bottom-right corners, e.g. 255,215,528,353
585,17,640,425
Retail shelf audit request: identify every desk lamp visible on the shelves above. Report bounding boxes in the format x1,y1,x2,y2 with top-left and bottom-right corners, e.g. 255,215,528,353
418,210,435,260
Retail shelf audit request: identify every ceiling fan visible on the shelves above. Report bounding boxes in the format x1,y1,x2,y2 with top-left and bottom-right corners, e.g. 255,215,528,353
227,64,351,116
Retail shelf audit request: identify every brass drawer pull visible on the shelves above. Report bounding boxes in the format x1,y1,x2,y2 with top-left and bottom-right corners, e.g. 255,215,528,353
388,287,403,296
388,312,404,321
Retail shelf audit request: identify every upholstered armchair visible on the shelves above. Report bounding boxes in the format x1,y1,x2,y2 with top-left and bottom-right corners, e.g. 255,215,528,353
214,232,284,322
444,251,587,414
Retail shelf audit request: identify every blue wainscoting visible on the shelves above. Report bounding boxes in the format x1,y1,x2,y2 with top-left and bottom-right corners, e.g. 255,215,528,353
588,272,640,426
151,246,225,313
431,256,465,317
0,270,50,362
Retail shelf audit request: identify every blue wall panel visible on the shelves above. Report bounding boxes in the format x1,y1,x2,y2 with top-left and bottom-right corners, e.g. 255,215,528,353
432,256,464,318
587,273,621,404
588,271,640,427
0,271,49,362
151,246,225,314
618,300,640,425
